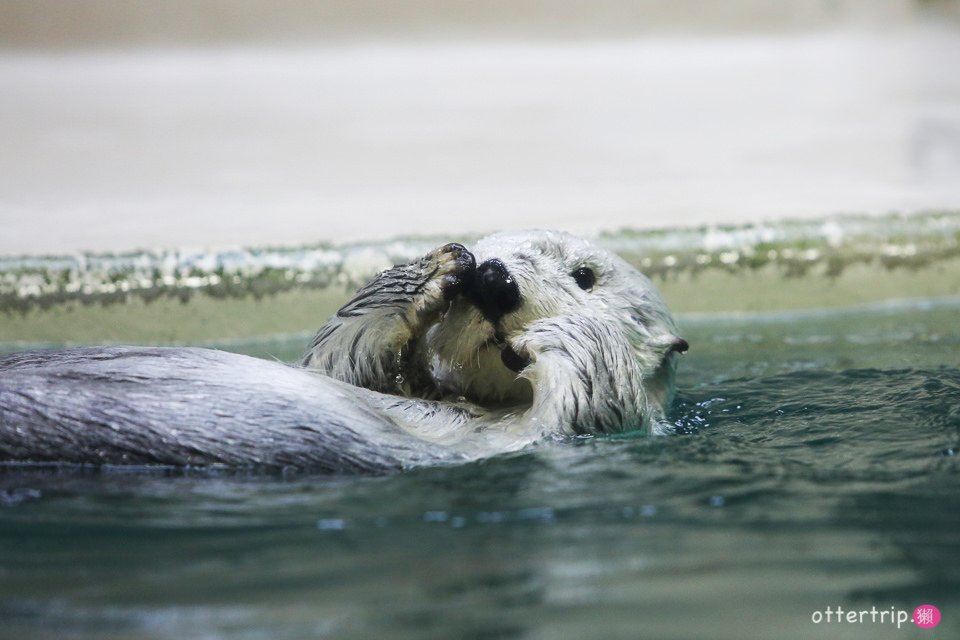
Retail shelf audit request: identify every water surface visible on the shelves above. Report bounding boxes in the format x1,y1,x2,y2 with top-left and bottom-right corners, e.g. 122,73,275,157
1,299,957,639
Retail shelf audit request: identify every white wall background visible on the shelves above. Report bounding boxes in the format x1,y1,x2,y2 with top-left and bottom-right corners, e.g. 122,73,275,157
1,0,959,253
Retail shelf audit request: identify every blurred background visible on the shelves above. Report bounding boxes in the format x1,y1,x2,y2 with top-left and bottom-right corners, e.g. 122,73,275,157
2,0,959,254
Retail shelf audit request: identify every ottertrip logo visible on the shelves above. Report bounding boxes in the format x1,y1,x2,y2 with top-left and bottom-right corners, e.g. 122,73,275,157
810,604,941,629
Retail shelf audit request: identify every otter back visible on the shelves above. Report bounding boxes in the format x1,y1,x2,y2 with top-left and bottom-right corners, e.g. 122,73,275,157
0,347,450,473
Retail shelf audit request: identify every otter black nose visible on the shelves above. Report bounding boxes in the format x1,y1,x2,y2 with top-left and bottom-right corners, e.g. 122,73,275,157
473,259,520,322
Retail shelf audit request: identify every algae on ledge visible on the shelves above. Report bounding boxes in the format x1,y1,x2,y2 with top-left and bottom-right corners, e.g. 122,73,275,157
1,212,958,345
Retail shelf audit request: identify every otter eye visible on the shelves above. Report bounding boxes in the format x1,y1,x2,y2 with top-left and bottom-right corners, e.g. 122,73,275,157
572,267,595,290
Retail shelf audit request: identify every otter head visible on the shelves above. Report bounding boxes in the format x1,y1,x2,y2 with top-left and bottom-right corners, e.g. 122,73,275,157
424,230,687,436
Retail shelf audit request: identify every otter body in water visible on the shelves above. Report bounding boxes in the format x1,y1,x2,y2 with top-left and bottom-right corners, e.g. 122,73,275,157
0,231,686,473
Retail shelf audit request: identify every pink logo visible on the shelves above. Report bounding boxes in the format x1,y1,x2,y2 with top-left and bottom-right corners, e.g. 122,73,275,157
913,604,941,629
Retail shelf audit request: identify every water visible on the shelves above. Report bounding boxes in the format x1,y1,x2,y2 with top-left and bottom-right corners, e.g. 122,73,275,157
1,299,957,639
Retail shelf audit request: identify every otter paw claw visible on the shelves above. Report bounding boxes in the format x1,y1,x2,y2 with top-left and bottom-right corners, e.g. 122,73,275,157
435,243,476,301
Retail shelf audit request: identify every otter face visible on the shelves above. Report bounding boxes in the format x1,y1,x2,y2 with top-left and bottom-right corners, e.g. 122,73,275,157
423,230,687,434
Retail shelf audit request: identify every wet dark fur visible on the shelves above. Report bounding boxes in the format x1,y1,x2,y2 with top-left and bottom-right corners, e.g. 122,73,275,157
0,347,451,473
0,245,476,473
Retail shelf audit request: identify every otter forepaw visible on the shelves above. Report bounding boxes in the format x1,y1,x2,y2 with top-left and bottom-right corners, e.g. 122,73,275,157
431,243,476,302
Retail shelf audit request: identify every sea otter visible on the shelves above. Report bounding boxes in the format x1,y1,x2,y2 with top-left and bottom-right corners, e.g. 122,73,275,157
0,231,687,473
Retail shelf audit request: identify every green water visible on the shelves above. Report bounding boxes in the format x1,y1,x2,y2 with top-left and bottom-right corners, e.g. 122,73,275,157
1,299,958,639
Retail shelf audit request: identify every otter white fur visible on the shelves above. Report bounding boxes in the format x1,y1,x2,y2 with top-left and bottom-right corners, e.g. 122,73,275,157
0,231,686,473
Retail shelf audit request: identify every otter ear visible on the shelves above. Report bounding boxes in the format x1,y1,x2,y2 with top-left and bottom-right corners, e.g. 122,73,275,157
670,337,689,354
649,334,689,355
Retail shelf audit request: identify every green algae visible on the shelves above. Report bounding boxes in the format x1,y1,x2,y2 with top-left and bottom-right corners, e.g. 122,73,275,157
2,212,958,345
